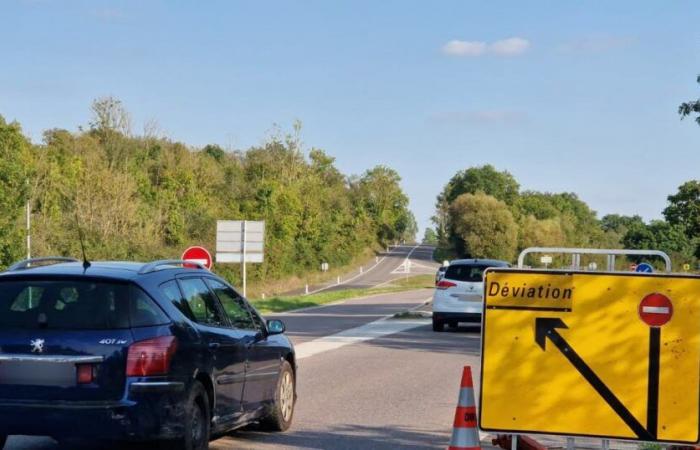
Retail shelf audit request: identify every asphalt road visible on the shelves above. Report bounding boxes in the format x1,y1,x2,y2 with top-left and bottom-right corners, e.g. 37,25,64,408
6,286,485,450
303,244,440,294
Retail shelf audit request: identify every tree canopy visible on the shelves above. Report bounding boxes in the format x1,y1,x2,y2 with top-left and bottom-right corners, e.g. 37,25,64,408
449,192,518,260
435,165,699,269
0,99,417,286
678,75,700,126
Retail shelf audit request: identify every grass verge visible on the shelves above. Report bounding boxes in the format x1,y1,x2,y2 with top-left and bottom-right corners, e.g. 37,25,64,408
251,274,434,314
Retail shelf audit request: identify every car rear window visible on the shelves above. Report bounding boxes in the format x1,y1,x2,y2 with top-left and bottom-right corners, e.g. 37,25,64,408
444,264,492,282
0,279,169,330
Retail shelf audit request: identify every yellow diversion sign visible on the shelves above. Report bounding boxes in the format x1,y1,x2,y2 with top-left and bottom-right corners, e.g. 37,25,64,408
479,269,700,443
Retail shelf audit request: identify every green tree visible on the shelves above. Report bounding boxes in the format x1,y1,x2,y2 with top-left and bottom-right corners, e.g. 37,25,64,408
678,75,700,126
664,180,700,237
519,215,566,249
441,164,520,205
0,116,32,266
601,214,645,234
3,98,417,286
623,220,695,264
449,193,518,260
423,228,438,245
354,166,416,245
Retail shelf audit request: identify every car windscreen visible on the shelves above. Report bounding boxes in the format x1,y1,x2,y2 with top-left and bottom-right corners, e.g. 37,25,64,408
444,264,492,282
0,279,169,330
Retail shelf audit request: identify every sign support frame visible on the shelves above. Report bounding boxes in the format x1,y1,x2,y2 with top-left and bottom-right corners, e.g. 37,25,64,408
518,247,671,273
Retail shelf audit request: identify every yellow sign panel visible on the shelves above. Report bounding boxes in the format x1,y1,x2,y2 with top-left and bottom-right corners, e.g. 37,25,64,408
479,269,700,443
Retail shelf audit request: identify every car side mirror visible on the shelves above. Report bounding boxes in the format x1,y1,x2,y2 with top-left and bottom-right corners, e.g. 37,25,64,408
267,319,286,336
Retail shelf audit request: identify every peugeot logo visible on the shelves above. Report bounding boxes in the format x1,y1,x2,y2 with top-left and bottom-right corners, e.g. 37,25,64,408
30,339,45,353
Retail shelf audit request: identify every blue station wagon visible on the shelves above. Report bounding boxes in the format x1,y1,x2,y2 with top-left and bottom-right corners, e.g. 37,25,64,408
0,258,297,450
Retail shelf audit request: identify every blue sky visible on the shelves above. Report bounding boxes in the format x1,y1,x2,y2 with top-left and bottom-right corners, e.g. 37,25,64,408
2,1,700,234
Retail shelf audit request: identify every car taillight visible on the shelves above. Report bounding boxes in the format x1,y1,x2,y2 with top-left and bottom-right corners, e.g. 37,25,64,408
126,336,178,377
436,280,457,290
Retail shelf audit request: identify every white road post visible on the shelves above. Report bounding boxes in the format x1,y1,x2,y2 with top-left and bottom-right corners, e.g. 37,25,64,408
566,437,574,450
242,220,247,298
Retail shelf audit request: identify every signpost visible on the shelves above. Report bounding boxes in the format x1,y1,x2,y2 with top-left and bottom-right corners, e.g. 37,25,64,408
540,255,552,268
181,246,212,270
636,262,654,273
480,268,700,444
216,220,265,297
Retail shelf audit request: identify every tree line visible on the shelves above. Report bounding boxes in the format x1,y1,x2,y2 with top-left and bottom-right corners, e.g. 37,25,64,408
0,97,417,284
430,165,698,270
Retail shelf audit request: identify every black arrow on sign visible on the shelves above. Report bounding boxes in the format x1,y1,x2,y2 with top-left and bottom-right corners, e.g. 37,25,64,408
535,318,653,440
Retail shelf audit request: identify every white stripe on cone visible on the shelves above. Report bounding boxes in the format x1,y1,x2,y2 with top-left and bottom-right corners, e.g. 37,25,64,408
642,306,670,314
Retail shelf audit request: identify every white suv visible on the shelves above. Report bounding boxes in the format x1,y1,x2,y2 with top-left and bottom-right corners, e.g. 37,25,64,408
432,258,510,331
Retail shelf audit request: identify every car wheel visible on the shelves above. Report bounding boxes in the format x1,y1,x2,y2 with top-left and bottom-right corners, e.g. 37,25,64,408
259,360,295,432
0,435,6,450
448,321,458,328
432,317,444,332
169,381,210,450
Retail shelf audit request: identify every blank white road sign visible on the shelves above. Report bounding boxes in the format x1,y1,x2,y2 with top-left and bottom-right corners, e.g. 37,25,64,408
216,220,265,264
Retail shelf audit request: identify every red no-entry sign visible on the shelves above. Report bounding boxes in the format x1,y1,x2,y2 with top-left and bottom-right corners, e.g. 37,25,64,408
639,293,673,327
182,246,212,270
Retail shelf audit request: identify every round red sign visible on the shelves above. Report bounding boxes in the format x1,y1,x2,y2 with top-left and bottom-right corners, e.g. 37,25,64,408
181,246,212,270
638,293,673,327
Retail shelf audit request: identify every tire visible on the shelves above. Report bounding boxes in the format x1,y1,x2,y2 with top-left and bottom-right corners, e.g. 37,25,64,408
448,321,458,329
259,360,295,432
432,317,444,332
0,435,6,450
168,381,210,450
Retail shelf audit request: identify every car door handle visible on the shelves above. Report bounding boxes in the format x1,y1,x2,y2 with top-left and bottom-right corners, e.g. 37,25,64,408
208,342,221,350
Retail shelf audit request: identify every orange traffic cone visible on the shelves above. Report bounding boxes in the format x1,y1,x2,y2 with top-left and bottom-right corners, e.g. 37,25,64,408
448,366,481,450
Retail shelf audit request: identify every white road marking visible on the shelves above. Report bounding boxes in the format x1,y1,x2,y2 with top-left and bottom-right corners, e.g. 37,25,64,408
642,306,670,314
294,317,429,360
304,249,406,295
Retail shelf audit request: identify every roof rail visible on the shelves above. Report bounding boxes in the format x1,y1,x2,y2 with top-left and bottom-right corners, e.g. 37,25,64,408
138,260,208,275
7,257,80,272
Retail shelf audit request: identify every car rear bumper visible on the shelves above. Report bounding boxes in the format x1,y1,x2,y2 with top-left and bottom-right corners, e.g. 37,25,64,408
0,381,188,440
433,311,482,323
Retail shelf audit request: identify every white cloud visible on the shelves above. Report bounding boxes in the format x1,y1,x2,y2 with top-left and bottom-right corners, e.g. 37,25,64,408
442,40,487,57
441,37,531,57
489,37,531,56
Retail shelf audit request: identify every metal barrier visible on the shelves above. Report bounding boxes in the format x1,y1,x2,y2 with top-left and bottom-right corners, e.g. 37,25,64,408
517,247,672,273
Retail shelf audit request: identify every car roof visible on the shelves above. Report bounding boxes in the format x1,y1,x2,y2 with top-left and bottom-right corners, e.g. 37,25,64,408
0,261,208,281
449,258,510,267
